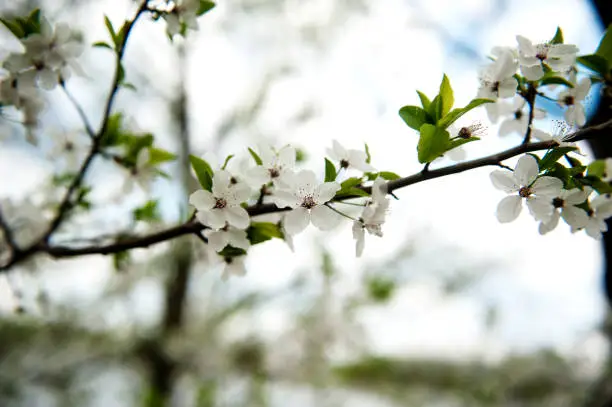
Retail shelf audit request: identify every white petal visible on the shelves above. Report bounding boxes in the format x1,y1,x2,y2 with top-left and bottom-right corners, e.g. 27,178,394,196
515,155,539,186
496,195,522,223
332,139,348,159
273,190,301,208
227,229,251,250
532,176,563,197
498,78,518,98
564,189,588,205
516,35,536,56
224,206,250,230
278,145,296,169
539,210,560,235
284,207,310,235
490,170,519,193
189,190,215,210
561,206,589,229
531,128,552,141
352,222,365,257
521,64,544,81
212,170,231,196
205,230,229,252
314,182,341,203
526,196,554,222
310,205,342,230
205,209,227,229
294,170,318,195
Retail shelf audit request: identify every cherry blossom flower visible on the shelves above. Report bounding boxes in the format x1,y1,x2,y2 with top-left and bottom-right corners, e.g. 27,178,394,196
163,0,200,37
538,188,589,235
255,144,296,188
496,96,546,137
203,226,250,252
530,121,579,150
189,170,251,230
273,170,341,235
122,149,157,194
352,177,389,257
326,140,375,172
490,155,563,223
477,49,518,101
516,35,578,81
558,76,590,126
48,130,91,172
575,194,612,239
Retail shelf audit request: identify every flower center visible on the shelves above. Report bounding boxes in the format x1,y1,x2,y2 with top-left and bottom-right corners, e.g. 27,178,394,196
563,95,575,106
215,198,227,209
518,186,532,198
340,159,350,169
458,127,471,139
491,81,500,95
535,44,549,61
301,195,317,209
552,197,564,208
514,110,523,120
268,168,280,178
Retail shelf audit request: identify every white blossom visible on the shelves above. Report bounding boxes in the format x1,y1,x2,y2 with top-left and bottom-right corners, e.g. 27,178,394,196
496,96,545,137
326,140,375,172
190,170,251,230
273,170,341,235
516,35,578,81
247,144,296,189
221,255,247,280
352,177,389,257
163,0,200,37
47,130,90,171
490,155,563,223
203,226,250,252
477,48,518,101
538,188,589,234
122,148,156,194
576,194,612,239
558,75,590,126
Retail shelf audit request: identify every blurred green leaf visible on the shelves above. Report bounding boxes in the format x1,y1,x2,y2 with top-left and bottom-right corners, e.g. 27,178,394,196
190,155,214,191
325,158,336,182
247,222,282,245
248,147,263,165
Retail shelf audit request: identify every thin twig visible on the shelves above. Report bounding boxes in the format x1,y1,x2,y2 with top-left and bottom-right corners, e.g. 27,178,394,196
60,81,96,139
522,83,537,145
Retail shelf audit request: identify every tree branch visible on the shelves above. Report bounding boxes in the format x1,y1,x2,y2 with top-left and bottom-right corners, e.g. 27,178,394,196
3,114,612,271
60,81,96,139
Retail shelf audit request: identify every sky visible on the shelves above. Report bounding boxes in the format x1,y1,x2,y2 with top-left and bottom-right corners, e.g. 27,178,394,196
0,0,608,370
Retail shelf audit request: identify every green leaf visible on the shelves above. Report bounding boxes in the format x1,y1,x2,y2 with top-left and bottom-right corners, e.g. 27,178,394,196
248,147,263,165
595,24,612,64
577,54,610,76
335,187,370,198
446,136,480,152
149,148,177,165
540,75,574,88
428,95,443,122
247,222,282,245
190,154,214,191
539,147,578,172
398,105,430,131
0,18,25,38
438,74,454,118
437,98,493,129
377,171,400,180
324,158,337,182
416,90,431,110
218,246,247,258
113,251,130,272
222,154,234,170
417,124,450,164
133,200,160,222
364,143,371,164
340,177,363,189
197,0,216,15
117,63,125,84
100,113,123,147
121,82,137,91
551,26,563,44
93,41,113,50
104,15,117,46
587,160,607,178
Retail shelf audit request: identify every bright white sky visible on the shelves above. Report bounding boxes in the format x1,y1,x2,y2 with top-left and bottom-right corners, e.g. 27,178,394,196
0,0,607,368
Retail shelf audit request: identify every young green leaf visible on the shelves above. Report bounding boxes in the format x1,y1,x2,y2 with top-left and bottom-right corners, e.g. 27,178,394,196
325,158,337,182
577,54,610,76
438,74,454,118
104,15,117,47
0,18,25,38
377,171,400,180
197,0,216,15
133,200,160,222
364,143,371,164
446,136,480,152
416,90,431,110
538,147,578,172
190,154,214,191
247,222,282,245
340,177,363,189
222,154,234,170
551,26,563,44
335,187,370,198
587,159,606,178
93,41,113,50
595,24,612,64
149,148,177,165
248,147,263,165
437,98,493,129
540,75,574,88
398,105,430,131
417,124,450,163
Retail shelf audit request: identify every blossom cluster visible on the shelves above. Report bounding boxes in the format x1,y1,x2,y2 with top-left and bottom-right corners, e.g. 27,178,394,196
188,143,391,278
0,15,83,128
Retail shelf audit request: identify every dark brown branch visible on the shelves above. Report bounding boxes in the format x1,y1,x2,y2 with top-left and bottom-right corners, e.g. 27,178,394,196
3,115,612,270
521,83,537,145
